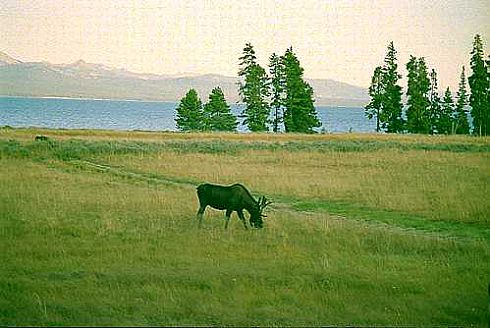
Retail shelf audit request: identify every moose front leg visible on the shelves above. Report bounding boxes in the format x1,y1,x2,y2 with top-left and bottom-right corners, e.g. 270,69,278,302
237,210,248,230
224,209,233,229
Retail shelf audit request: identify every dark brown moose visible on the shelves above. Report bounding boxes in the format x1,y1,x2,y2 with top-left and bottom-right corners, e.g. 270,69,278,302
196,183,271,229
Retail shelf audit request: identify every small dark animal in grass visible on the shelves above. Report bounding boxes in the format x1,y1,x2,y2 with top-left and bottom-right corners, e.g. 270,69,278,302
35,135,50,141
196,183,271,229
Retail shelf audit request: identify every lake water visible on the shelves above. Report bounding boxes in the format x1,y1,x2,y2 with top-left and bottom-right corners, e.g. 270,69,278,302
0,97,375,133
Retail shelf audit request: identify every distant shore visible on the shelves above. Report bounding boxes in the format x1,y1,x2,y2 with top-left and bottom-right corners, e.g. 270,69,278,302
0,95,178,104
0,95,365,108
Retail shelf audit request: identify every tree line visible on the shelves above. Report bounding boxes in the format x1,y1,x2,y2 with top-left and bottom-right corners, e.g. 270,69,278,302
175,44,321,133
366,35,489,136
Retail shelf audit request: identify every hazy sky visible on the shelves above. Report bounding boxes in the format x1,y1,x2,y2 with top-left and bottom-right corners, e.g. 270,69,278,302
1,0,489,89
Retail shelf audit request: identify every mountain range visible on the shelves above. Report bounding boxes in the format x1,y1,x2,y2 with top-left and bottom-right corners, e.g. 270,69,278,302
0,51,368,106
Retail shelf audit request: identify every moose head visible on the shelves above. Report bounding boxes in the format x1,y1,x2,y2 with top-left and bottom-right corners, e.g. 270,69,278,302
250,196,272,229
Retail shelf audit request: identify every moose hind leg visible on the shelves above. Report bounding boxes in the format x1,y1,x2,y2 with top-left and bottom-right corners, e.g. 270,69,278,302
237,210,248,230
197,205,206,227
224,209,232,229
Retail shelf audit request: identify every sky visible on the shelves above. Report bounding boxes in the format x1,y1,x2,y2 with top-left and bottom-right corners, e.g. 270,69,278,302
1,0,489,90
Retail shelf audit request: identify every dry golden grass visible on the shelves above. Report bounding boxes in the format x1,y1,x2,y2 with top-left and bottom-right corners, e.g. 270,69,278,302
2,126,490,146
103,147,490,225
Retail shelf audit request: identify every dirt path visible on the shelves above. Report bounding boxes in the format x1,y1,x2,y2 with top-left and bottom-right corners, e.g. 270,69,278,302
64,159,489,241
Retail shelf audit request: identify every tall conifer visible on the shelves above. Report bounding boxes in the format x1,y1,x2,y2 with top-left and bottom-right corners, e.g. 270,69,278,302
428,69,441,134
380,42,404,132
455,66,470,134
238,43,270,132
365,66,384,132
406,56,431,134
269,53,285,132
281,47,321,133
468,34,489,136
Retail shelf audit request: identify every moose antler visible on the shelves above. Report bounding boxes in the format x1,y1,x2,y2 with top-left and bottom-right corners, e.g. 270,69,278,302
258,196,272,217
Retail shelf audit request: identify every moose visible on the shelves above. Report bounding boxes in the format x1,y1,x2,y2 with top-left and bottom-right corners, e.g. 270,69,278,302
35,135,50,141
196,183,271,229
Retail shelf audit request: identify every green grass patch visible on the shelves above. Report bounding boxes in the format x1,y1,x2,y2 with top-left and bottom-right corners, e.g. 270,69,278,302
293,199,490,240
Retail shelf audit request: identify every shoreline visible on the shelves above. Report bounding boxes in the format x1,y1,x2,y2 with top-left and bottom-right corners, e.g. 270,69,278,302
0,95,364,108
0,95,177,104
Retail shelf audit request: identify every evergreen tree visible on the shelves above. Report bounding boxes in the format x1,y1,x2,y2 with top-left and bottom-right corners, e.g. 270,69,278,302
203,87,237,132
437,87,455,135
487,54,490,115
468,34,490,136
406,56,431,134
428,69,441,134
380,41,404,133
238,43,270,132
269,52,285,132
238,43,257,76
281,47,321,133
175,89,204,131
365,66,384,132
454,66,470,134
405,55,418,133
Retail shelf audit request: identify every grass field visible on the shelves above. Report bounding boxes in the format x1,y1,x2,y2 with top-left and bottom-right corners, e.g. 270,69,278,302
1,127,489,326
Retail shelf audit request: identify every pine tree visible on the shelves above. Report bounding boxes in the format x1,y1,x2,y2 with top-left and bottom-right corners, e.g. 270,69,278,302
269,52,285,132
428,69,441,134
405,56,418,133
238,43,257,76
365,66,384,132
455,66,470,134
468,34,490,136
202,87,237,132
175,89,204,131
365,42,404,133
487,55,490,114
281,47,321,133
437,87,455,135
380,42,404,133
406,56,431,134
238,43,270,132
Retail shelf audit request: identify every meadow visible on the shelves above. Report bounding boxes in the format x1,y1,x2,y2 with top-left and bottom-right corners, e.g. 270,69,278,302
1,127,489,326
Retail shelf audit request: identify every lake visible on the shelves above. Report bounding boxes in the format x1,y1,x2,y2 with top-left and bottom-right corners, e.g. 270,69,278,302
0,97,375,133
